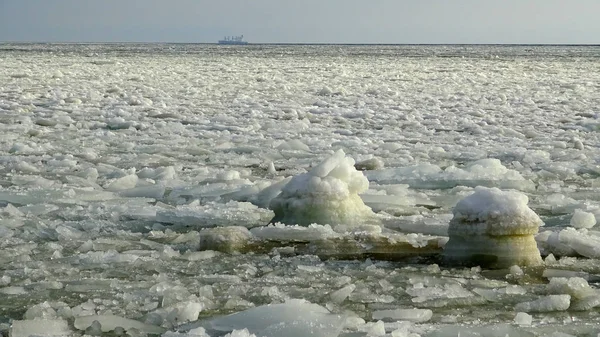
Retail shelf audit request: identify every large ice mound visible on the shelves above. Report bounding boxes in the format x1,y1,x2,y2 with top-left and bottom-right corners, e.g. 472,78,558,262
203,299,345,337
269,149,378,227
443,186,543,268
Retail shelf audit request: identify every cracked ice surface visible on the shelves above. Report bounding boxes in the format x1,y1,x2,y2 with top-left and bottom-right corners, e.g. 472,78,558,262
2,44,600,336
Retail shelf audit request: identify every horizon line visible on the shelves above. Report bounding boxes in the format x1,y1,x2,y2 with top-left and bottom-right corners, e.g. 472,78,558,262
1,41,599,46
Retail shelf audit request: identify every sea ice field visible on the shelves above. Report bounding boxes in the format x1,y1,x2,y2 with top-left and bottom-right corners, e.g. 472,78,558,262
1,43,600,337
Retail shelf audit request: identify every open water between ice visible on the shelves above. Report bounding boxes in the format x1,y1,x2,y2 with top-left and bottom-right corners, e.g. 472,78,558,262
2,43,600,336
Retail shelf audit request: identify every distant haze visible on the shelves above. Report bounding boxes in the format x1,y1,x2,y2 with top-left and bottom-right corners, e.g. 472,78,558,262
1,0,598,44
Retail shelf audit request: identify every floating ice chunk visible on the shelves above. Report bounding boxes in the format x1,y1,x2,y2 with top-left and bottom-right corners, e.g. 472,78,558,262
251,223,340,242
157,201,273,229
182,250,219,261
106,117,138,129
85,320,102,335
11,175,55,188
329,284,356,304
19,203,60,216
372,308,433,323
570,295,600,311
0,225,14,238
167,181,250,203
311,149,348,178
80,167,99,181
76,250,140,264
105,173,138,191
35,118,58,127
515,294,571,312
257,316,345,337
382,214,450,236
11,319,71,337
0,286,27,295
522,149,551,165
355,157,384,171
360,191,435,215
267,162,277,175
359,320,386,336
198,274,242,285
541,228,600,258
544,253,557,264
473,285,526,302
537,230,576,257
443,186,543,268
406,280,474,304
190,327,212,337
24,301,72,320
63,175,103,189
537,193,580,215
542,268,593,281
165,301,205,324
137,166,177,181
74,315,165,334
9,160,40,173
47,156,78,168
317,86,333,96
199,226,253,253
118,184,166,199
207,299,344,337
276,139,311,151
366,158,534,191
509,265,524,277
546,277,595,299
218,170,242,181
570,209,596,229
545,277,600,310
224,329,257,337
2,203,24,217
513,312,533,326
427,323,534,337
305,229,443,261
9,142,36,154
269,149,377,226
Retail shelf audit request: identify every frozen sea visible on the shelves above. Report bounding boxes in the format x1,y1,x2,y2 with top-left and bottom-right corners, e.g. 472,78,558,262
1,43,600,337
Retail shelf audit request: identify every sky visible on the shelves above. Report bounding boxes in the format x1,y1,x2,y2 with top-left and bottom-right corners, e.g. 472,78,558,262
0,0,598,44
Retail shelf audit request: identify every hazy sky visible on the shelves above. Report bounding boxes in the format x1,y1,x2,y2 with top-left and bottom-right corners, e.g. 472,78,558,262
1,0,598,44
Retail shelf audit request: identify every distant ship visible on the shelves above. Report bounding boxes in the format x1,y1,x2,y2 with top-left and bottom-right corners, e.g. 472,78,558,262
218,35,249,45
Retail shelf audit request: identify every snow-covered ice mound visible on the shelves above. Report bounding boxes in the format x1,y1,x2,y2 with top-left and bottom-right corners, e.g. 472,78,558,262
200,299,345,337
443,186,543,268
365,158,535,191
269,149,378,227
